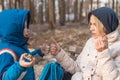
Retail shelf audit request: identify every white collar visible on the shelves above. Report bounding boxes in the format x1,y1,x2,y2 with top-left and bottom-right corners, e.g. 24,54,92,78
107,29,119,45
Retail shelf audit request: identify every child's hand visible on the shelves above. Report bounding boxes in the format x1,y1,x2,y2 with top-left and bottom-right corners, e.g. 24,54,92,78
19,53,35,68
39,40,50,55
50,38,61,56
95,35,108,52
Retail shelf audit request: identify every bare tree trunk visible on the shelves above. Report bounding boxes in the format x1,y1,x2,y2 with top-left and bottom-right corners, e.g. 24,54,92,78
112,0,115,10
15,0,17,8
12,0,16,8
58,0,65,25
74,0,78,22
1,0,4,10
9,0,11,8
90,0,93,11
65,0,70,22
16,0,22,9
108,0,110,7
45,0,49,23
12,0,15,8
30,0,35,24
15,0,21,8
97,0,99,8
79,0,83,22
19,0,23,9
39,0,44,24
23,0,30,9
116,0,119,16
48,0,55,30
17,0,20,8
9,0,14,8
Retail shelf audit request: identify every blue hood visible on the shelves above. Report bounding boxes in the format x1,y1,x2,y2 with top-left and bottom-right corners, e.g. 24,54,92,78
0,9,30,47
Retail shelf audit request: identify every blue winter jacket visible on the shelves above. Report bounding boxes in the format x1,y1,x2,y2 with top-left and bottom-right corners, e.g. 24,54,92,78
39,62,64,80
0,9,43,80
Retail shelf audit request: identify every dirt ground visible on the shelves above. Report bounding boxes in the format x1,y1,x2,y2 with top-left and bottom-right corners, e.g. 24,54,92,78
28,22,91,79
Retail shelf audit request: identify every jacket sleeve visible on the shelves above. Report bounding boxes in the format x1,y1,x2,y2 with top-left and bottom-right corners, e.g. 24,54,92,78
0,53,26,80
30,49,44,57
3,62,26,80
55,38,91,74
97,48,120,80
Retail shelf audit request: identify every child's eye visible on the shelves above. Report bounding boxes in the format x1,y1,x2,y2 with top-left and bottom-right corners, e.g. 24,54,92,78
89,23,92,26
93,23,96,26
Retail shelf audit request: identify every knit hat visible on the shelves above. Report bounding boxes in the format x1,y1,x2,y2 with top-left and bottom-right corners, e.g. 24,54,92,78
88,7,119,34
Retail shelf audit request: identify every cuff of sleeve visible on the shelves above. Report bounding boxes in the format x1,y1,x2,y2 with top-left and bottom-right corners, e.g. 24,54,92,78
55,49,66,62
36,49,44,57
16,62,26,71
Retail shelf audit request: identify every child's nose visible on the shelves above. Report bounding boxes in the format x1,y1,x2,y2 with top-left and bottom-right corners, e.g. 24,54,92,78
90,26,94,31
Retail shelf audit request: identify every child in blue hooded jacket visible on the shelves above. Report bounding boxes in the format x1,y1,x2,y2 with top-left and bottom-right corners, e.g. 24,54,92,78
0,9,45,80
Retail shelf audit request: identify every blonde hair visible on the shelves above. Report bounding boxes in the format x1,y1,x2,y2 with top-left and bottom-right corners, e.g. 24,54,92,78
91,15,107,36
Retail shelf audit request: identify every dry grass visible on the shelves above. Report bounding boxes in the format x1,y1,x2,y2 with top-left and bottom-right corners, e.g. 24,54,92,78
29,23,90,51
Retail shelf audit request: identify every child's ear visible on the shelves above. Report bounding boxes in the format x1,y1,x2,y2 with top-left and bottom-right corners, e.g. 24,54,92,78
24,21,28,29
